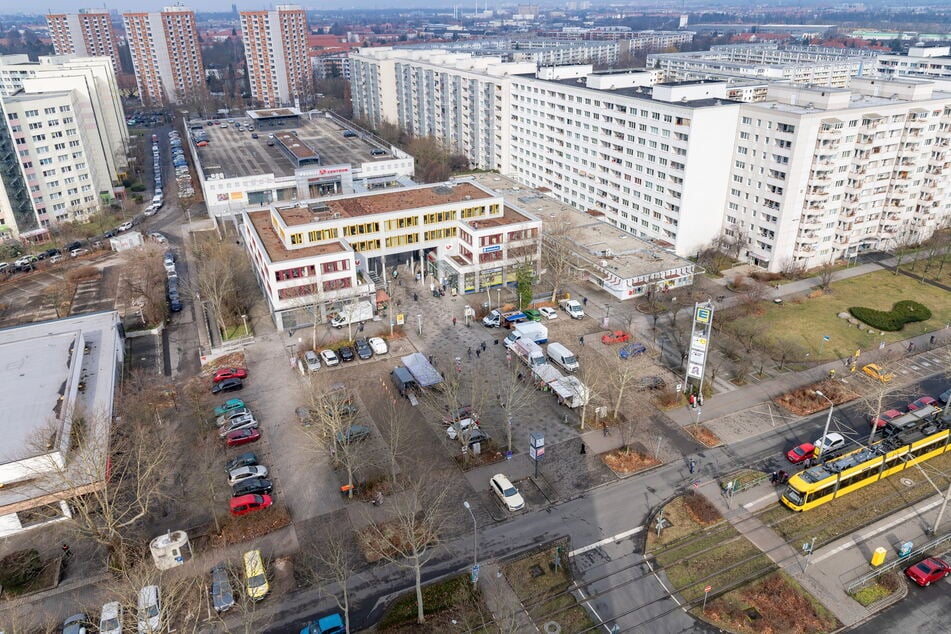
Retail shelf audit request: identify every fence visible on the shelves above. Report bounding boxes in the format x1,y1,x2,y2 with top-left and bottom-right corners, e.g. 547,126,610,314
845,530,951,593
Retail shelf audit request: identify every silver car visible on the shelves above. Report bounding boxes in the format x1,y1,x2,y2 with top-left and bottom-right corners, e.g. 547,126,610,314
228,465,269,486
218,414,258,437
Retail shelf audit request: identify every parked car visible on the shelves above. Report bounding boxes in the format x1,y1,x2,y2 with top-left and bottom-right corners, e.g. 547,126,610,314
490,473,525,511
939,387,951,404
869,408,904,429
304,350,321,372
338,345,355,362
98,602,122,634
118,221,133,232
70,248,90,257
907,396,938,411
213,367,248,382
443,405,479,425
601,330,630,344
229,494,272,516
232,477,273,497
228,465,269,486
370,148,387,156
65,240,82,252
210,564,236,613
862,363,894,383
14,255,37,267
225,427,260,447
813,432,846,455
368,336,388,355
343,129,357,137
904,557,951,587
300,614,346,634
320,349,340,366
62,614,88,634
539,306,558,320
446,418,479,440
463,429,490,446
354,338,373,360
225,451,258,473
212,378,244,394
149,232,168,244
218,415,259,438
243,549,270,601
786,442,816,464
523,309,542,321
335,424,371,444
136,585,162,633
216,407,252,426
635,376,666,390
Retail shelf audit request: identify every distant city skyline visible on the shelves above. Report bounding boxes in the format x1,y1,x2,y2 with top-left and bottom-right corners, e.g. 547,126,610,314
7,2,503,14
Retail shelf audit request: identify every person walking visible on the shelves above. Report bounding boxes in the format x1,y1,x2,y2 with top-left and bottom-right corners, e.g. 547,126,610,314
452,316,457,327
476,348,481,358
688,458,696,474
930,335,936,346
582,296,588,306
481,341,487,352
579,335,585,346
467,346,472,359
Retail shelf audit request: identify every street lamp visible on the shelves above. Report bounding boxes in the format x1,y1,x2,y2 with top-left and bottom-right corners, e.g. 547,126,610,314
462,501,478,583
815,391,833,458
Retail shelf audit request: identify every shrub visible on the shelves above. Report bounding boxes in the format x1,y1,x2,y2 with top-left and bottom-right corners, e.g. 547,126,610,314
849,300,931,331
130,183,146,192
0,549,44,589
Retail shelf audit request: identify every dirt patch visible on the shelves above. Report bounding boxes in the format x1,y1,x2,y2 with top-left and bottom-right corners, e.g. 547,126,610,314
683,491,721,525
705,571,840,634
356,517,439,564
773,379,859,415
687,424,722,447
602,447,660,474
210,503,292,548
199,351,248,378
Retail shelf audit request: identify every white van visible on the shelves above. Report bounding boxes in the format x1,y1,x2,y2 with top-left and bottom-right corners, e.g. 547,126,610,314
151,194,163,208
547,342,579,372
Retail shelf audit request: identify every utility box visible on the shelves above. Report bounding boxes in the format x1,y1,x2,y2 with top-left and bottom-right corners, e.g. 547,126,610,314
871,547,887,567
150,530,191,570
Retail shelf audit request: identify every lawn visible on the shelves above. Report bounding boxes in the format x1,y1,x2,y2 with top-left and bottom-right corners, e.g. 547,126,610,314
502,544,594,633
759,450,951,548
731,270,951,361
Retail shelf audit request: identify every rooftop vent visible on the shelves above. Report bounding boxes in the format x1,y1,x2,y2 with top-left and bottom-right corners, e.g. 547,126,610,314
309,202,330,213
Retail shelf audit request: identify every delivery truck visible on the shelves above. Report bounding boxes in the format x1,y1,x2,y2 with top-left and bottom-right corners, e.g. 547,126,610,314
330,300,374,328
503,322,549,348
546,342,579,372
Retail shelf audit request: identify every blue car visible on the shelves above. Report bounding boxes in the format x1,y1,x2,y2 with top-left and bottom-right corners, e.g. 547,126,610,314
300,613,345,634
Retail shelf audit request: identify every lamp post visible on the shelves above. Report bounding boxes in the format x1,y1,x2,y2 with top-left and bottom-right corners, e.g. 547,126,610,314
815,390,833,458
462,501,478,584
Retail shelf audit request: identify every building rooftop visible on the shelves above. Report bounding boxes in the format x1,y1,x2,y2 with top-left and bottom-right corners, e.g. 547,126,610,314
465,173,690,279
537,76,740,107
247,210,348,263
466,204,534,228
192,114,391,180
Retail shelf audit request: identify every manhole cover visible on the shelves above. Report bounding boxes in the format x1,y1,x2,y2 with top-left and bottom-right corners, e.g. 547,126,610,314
900,478,915,487
529,564,545,578
542,622,562,634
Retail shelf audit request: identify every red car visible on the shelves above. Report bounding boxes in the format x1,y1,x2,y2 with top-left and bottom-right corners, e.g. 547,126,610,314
213,367,248,382
870,408,903,429
907,396,937,412
786,442,816,464
229,494,273,516
601,330,630,344
904,557,951,587
225,427,261,447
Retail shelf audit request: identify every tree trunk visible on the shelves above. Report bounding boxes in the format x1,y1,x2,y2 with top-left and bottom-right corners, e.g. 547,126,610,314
613,386,625,420
414,559,425,624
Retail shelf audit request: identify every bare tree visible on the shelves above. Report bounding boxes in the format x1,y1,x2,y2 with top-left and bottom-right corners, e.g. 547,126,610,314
100,559,205,633
419,356,485,466
299,375,366,498
186,235,258,338
890,232,919,276
298,530,359,634
492,362,539,453
768,336,808,370
119,243,169,326
572,355,609,431
607,352,648,422
816,259,836,291
360,467,452,625
374,383,409,486
540,213,579,302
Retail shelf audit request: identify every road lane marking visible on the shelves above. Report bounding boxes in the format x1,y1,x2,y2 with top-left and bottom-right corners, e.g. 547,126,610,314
743,492,779,510
569,526,644,557
812,498,943,563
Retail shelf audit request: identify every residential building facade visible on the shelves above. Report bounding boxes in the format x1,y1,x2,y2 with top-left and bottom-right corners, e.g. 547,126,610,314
123,6,205,106
242,180,542,330
46,9,122,75
240,5,310,108
876,46,951,81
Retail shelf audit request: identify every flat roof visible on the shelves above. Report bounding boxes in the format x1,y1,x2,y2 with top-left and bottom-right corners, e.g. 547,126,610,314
537,76,740,107
275,182,494,225
247,210,348,263
275,131,318,161
193,114,391,180
465,204,534,228
464,173,690,278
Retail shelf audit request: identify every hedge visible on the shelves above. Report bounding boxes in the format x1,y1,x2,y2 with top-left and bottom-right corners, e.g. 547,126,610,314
849,300,932,331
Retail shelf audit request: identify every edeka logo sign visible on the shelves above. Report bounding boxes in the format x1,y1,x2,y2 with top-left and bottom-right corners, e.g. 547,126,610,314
695,307,711,324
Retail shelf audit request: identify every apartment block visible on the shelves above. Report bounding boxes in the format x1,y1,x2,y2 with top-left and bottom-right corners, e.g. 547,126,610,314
0,55,129,233
46,9,121,75
727,78,951,271
123,6,205,107
877,46,951,81
242,180,542,330
241,5,310,108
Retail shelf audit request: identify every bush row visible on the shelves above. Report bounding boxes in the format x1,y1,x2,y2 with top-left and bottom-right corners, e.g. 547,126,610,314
849,300,932,331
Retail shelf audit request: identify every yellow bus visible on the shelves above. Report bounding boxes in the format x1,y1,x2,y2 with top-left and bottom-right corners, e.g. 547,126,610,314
781,422,951,512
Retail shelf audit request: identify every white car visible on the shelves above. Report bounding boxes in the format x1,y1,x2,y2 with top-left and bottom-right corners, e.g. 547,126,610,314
218,415,258,437
304,350,321,372
136,585,161,634
320,349,339,367
228,465,268,486
216,407,252,427
368,337,388,355
49,254,63,264
143,205,157,216
117,221,133,232
490,473,525,511
814,432,846,454
70,248,90,258
14,255,37,267
99,601,122,634
446,418,478,440
149,232,168,244
539,306,558,320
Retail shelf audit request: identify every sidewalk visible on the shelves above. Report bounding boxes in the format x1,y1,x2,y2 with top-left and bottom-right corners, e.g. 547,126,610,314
477,561,539,632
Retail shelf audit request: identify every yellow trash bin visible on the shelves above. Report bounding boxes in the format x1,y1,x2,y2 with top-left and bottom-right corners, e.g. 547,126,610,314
870,547,886,567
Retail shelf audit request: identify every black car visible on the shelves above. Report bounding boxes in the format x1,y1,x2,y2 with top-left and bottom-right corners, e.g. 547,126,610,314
65,240,82,252
231,477,273,497
169,297,183,312
212,378,244,394
210,564,236,613
354,338,373,360
336,425,371,444
37,248,60,260
338,345,355,362
225,451,258,473
464,429,491,446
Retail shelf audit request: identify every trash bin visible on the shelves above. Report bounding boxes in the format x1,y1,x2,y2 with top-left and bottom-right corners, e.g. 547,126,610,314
871,547,886,567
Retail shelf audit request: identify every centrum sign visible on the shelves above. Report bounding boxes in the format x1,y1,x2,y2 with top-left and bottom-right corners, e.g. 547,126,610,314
317,166,349,176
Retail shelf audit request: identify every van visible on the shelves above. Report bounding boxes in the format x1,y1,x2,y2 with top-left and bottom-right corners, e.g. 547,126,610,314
151,194,163,206
243,549,269,601
547,342,579,372
390,367,419,398
137,585,161,633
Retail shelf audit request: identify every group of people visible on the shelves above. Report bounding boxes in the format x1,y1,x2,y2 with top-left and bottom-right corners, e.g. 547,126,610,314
770,470,790,485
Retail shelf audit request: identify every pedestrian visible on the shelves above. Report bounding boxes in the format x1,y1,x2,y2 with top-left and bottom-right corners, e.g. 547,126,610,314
688,458,696,474
452,316,457,327
908,342,915,352
879,340,885,350
602,423,610,437
580,443,587,455
770,471,778,484
930,335,936,346
476,348,481,358
579,335,585,346
413,292,418,302
428,355,433,364
62,543,71,558
582,296,588,306
467,346,472,359
481,341,487,352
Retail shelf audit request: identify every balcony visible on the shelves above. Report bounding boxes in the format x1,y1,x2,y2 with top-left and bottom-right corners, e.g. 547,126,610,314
804,189,830,202
817,128,838,142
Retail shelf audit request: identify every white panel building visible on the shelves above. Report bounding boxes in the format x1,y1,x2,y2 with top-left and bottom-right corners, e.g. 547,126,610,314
877,46,951,81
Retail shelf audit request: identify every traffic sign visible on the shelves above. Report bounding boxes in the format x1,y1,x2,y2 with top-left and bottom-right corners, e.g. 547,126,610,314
704,585,712,593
